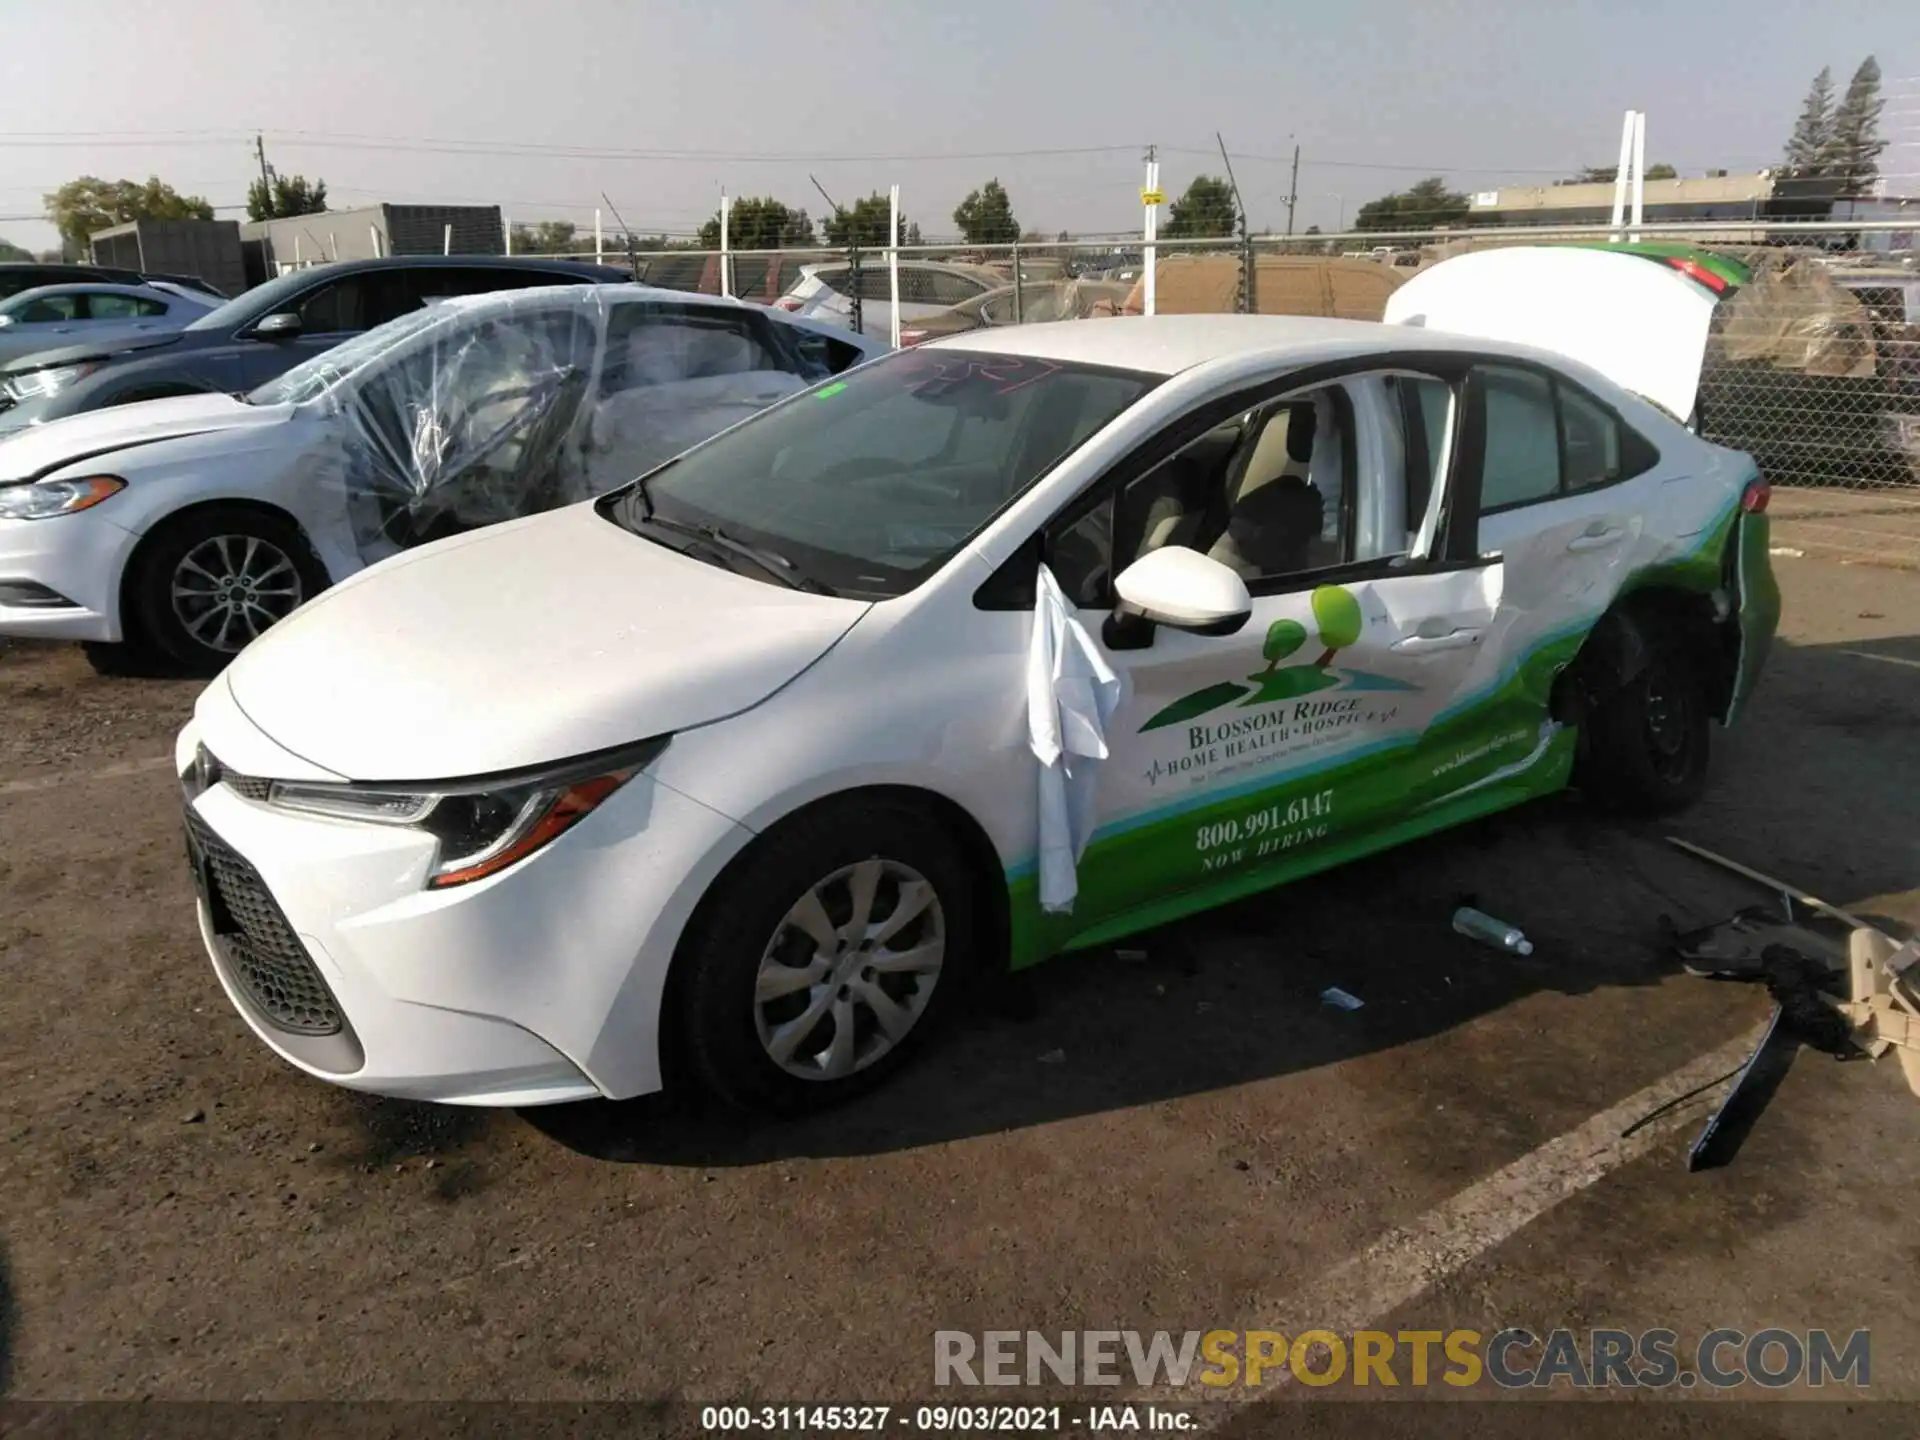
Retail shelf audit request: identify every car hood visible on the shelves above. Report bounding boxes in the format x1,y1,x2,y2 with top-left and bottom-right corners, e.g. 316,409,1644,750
0,391,288,482
1384,246,1718,422
0,328,184,374
224,502,873,781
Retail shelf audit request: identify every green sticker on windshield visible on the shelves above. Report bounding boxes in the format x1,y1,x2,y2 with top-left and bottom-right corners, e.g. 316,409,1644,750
815,381,848,400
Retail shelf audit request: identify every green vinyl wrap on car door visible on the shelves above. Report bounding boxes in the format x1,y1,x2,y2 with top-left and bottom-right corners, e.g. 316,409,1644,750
1001,496,1762,970
1003,637,1582,969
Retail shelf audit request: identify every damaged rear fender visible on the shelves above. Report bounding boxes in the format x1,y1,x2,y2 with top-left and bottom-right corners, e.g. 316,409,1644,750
1551,584,1741,734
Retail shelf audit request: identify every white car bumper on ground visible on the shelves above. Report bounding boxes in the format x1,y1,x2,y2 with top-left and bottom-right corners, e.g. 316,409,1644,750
0,510,137,642
175,714,756,1106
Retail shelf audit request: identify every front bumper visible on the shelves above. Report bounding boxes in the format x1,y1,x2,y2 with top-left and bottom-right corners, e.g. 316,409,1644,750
0,510,138,643
176,715,755,1105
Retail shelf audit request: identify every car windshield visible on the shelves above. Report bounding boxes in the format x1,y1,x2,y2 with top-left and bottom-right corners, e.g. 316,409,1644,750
244,306,453,406
608,347,1157,598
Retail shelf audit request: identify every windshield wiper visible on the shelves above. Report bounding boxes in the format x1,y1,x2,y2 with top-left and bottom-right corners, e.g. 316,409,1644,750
631,509,836,596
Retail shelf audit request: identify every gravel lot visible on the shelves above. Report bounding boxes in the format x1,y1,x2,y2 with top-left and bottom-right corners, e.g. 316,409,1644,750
2,554,1917,1423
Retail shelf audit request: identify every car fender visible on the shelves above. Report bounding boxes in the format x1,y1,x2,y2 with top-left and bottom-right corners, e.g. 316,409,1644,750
50,420,358,582
649,580,1037,894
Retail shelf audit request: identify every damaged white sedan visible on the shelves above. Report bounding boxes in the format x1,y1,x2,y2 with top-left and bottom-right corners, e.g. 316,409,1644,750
176,249,1780,1113
0,285,882,672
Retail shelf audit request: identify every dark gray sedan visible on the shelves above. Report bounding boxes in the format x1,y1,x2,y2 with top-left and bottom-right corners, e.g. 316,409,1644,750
0,254,631,434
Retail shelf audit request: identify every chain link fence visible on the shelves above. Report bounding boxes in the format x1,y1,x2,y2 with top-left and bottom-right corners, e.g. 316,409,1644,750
518,219,1918,557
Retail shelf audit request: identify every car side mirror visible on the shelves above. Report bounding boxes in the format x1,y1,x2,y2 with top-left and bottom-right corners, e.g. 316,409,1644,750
252,312,303,339
1104,546,1252,649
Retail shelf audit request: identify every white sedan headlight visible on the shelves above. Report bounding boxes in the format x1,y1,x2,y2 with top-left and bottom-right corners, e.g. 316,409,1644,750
0,475,126,520
3,362,104,403
262,738,669,888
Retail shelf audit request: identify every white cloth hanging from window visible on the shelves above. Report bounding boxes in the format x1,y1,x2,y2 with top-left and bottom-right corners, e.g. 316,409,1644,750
1027,563,1124,912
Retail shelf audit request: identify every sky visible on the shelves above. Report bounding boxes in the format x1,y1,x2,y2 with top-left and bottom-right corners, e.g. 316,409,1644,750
2,0,1915,255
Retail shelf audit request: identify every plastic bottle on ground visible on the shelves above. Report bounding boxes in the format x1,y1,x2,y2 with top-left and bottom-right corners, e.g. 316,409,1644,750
1452,906,1534,956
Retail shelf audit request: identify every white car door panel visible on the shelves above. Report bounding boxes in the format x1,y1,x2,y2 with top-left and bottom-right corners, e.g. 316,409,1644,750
1036,367,1522,942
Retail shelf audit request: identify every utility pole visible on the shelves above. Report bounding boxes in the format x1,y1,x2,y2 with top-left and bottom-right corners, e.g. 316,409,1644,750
254,133,275,210
1285,142,1300,237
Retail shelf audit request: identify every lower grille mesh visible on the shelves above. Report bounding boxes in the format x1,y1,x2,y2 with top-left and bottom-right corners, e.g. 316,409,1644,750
186,811,342,1036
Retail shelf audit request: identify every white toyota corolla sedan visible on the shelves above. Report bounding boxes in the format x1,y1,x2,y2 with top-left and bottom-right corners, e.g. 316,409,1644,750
176,248,1781,1114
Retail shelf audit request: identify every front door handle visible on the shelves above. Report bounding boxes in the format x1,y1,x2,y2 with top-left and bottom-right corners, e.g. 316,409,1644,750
1392,628,1482,653
1566,526,1626,553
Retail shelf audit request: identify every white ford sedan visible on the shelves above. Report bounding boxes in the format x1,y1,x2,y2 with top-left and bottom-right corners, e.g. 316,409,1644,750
176,249,1781,1113
0,284,882,674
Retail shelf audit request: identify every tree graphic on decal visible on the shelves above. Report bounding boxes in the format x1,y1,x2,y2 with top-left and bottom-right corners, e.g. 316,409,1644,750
1141,584,1375,730
1262,618,1307,670
1311,585,1364,667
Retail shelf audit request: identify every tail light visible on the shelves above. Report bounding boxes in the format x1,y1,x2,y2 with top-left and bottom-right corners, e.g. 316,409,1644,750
774,296,803,311
1665,256,1729,295
1741,477,1771,513
899,329,928,346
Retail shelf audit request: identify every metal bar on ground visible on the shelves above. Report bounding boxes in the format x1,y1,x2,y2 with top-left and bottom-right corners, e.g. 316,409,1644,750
1665,837,1872,930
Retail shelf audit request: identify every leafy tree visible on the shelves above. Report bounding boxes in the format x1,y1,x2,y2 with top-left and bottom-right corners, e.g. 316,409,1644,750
905,221,924,247
952,178,1019,244
1782,66,1837,177
510,219,581,254
0,237,30,262
43,175,214,253
821,193,907,248
1574,163,1678,184
1163,175,1236,239
1353,176,1469,231
1829,56,1888,196
698,197,815,250
246,173,327,222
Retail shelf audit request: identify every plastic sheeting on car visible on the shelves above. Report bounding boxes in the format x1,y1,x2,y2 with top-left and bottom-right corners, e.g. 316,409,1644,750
1718,257,1880,379
256,285,831,561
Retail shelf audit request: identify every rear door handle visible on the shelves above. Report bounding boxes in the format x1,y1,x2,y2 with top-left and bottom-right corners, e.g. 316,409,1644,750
1566,526,1626,553
1392,628,1482,653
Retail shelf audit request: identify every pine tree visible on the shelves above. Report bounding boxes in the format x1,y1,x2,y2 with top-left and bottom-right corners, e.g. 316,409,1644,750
1828,56,1889,197
1782,66,1836,177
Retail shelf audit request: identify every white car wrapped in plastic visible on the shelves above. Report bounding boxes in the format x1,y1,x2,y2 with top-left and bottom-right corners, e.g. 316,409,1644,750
0,284,884,671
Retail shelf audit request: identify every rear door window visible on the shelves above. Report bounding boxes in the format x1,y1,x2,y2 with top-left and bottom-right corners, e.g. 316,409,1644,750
1473,363,1658,511
15,295,81,322
86,293,169,320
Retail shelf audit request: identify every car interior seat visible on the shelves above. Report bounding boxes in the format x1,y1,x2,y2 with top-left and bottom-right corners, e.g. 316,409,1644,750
1118,422,1244,567
1205,402,1325,578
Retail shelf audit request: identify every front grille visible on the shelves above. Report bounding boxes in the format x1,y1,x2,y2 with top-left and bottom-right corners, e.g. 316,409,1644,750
185,810,342,1036
224,773,273,802
191,746,274,802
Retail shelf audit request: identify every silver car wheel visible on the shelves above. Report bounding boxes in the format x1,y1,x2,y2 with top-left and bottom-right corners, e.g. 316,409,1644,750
753,856,947,1082
170,534,305,653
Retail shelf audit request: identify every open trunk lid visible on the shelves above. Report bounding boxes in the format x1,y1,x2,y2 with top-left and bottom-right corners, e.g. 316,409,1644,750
1382,246,1718,423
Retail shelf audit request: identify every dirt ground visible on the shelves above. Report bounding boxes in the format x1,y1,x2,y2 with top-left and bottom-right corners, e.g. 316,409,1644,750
1,554,1917,1428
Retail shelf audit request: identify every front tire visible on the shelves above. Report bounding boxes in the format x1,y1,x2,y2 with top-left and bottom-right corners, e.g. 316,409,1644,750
124,506,329,675
674,797,979,1115
1578,639,1712,814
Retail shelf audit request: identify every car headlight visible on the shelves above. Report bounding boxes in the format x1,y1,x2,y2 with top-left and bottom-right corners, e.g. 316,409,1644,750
3,362,103,403
261,737,668,888
0,475,126,520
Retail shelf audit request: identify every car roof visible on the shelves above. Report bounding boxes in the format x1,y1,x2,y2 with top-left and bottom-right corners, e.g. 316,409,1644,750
2,281,187,303
429,281,894,333
268,254,629,276
925,313,1512,377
